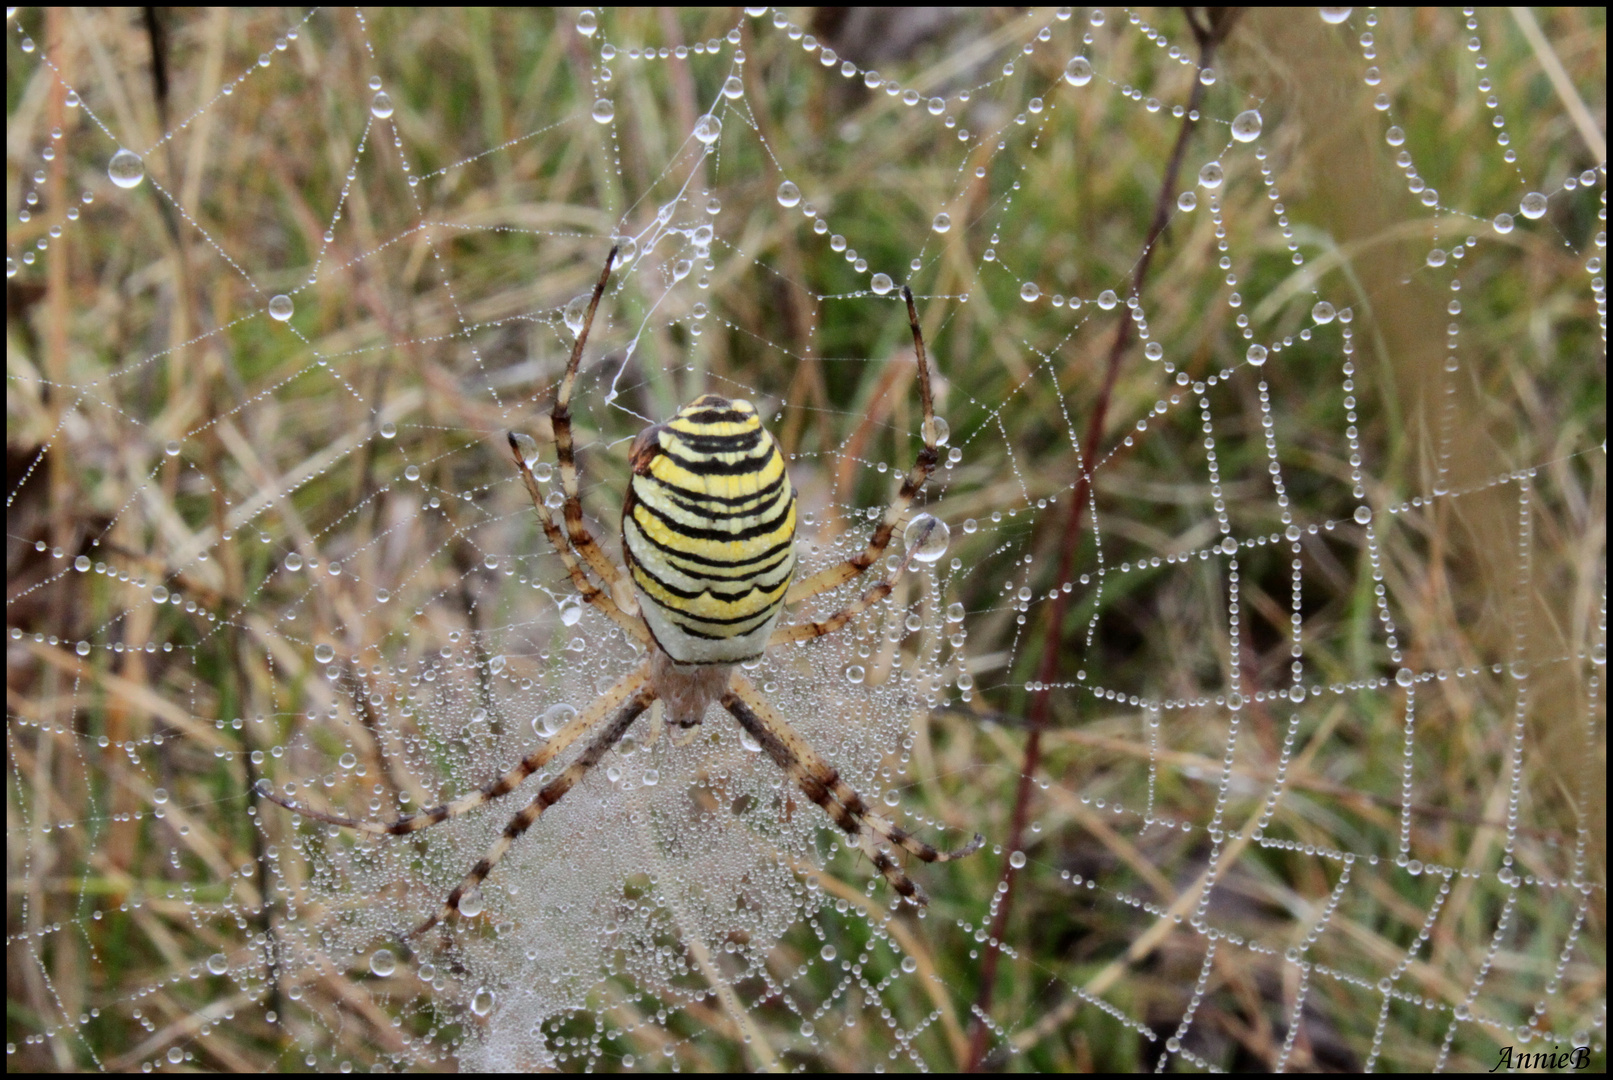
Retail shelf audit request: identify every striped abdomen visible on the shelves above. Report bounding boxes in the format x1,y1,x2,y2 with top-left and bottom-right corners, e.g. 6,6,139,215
622,395,797,664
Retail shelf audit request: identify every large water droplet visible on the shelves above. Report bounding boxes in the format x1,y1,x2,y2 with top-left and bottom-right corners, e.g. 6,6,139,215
931,211,952,234
1177,191,1197,211
870,273,893,295
268,294,294,321
108,149,145,189
592,98,615,124
1518,192,1547,220
536,703,577,737
776,181,801,208
1019,281,1041,302
1231,109,1262,142
693,114,721,144
1353,505,1373,525
1312,301,1336,324
369,948,396,977
1063,57,1093,86
470,987,495,1016
563,294,589,336
904,513,950,563
1246,344,1268,366
511,431,541,468
1320,8,1353,25
722,76,744,100
314,643,336,664
576,9,598,36
1198,162,1224,189
369,91,394,119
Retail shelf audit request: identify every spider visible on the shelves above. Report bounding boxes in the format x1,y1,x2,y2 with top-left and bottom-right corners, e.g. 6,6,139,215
265,247,982,938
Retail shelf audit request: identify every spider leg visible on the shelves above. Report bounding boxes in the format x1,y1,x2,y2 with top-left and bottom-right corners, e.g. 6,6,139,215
785,285,938,606
410,684,657,939
722,673,982,905
550,246,634,597
768,514,934,648
263,663,651,836
508,431,648,644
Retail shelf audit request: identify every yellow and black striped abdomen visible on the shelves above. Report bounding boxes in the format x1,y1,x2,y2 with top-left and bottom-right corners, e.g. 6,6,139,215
622,395,796,664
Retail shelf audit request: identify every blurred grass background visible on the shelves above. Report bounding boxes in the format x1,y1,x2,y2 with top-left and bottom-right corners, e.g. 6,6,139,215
7,7,1606,1071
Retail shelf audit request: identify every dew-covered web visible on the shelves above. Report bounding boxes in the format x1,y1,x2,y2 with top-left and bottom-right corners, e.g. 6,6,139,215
6,7,1606,1072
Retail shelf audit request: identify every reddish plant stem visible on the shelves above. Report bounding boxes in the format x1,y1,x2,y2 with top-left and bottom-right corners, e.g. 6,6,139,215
963,12,1235,1069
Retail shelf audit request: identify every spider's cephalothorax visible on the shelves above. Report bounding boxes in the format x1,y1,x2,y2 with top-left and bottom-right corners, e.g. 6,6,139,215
264,247,982,938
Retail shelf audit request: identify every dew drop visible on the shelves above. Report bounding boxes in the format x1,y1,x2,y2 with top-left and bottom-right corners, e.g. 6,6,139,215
923,415,950,447
592,98,615,124
207,953,229,976
1019,281,1041,302
1230,110,1262,142
1396,668,1414,687
1008,850,1027,869
870,273,893,295
511,432,541,468
1198,162,1224,189
283,553,303,571
776,181,801,208
576,9,597,36
1320,8,1353,24
1063,57,1094,86
693,113,722,144
931,212,952,234
903,513,950,563
1177,191,1197,211
369,949,396,977
107,149,145,189
1518,192,1547,220
1492,212,1514,234
1312,301,1336,324
1353,505,1373,525
722,75,744,99
1246,344,1268,366
379,421,397,439
845,664,866,685
268,294,295,322
536,703,578,737
470,987,495,1017
369,91,394,119
314,643,336,664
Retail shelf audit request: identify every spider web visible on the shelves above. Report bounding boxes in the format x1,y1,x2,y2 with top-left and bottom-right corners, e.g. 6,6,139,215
6,7,1606,1072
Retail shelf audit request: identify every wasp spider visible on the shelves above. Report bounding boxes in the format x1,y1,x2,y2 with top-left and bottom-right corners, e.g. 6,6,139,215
266,248,982,938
